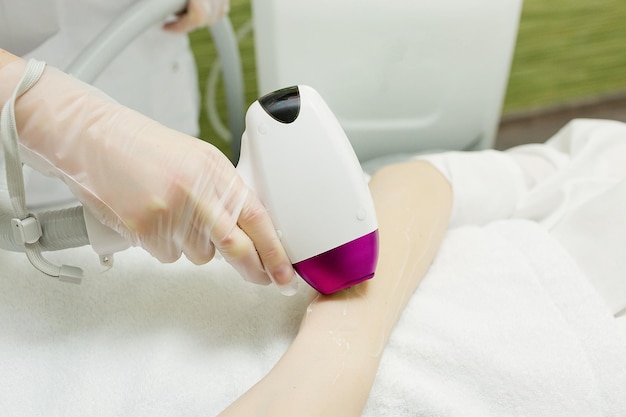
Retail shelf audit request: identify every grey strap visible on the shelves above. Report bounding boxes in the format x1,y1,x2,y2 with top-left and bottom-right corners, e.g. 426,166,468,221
0,59,82,283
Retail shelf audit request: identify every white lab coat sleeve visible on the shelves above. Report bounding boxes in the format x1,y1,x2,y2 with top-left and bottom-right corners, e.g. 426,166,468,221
413,147,561,229
415,118,626,229
508,119,626,226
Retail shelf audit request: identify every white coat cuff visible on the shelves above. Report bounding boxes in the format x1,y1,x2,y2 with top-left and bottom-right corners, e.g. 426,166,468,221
415,150,528,228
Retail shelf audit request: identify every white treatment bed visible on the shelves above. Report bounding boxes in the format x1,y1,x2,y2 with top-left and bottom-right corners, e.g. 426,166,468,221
1,0,625,415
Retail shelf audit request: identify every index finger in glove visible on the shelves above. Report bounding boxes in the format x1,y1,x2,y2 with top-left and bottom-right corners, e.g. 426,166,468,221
211,190,298,294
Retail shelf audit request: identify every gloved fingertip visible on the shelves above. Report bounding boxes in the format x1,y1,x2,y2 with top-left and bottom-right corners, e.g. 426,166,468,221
234,260,271,285
267,266,299,296
277,277,299,296
243,270,272,286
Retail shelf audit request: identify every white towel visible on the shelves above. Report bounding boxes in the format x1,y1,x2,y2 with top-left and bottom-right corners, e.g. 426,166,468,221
1,218,624,416
365,220,626,416
0,247,316,416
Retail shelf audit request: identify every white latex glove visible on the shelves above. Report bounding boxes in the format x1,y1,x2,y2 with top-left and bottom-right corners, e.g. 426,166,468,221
0,57,297,292
163,0,230,32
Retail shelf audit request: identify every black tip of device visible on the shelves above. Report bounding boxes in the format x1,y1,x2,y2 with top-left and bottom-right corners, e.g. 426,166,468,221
258,86,301,123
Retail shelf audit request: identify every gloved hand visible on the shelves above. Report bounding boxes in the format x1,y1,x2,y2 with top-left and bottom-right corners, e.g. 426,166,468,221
0,55,297,293
163,0,230,32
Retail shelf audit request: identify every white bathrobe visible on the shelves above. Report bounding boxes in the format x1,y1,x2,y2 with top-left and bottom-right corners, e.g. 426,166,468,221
0,0,201,208
0,119,624,416
0,0,200,136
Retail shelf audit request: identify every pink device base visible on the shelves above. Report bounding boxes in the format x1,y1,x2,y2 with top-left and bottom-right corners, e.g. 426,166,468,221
293,230,379,295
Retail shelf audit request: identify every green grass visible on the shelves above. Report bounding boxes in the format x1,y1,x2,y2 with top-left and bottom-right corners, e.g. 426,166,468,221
190,0,626,157
188,0,257,157
504,0,626,112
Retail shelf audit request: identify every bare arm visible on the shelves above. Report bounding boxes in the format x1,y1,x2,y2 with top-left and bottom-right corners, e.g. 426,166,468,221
219,160,452,417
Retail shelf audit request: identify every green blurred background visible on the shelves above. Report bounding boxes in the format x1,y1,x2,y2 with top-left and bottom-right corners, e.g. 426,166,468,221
189,0,626,158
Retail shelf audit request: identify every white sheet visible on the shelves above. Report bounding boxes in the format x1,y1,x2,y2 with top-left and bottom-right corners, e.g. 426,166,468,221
1,119,625,416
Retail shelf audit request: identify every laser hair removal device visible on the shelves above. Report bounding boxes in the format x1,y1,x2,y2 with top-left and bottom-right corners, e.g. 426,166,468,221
236,85,379,294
